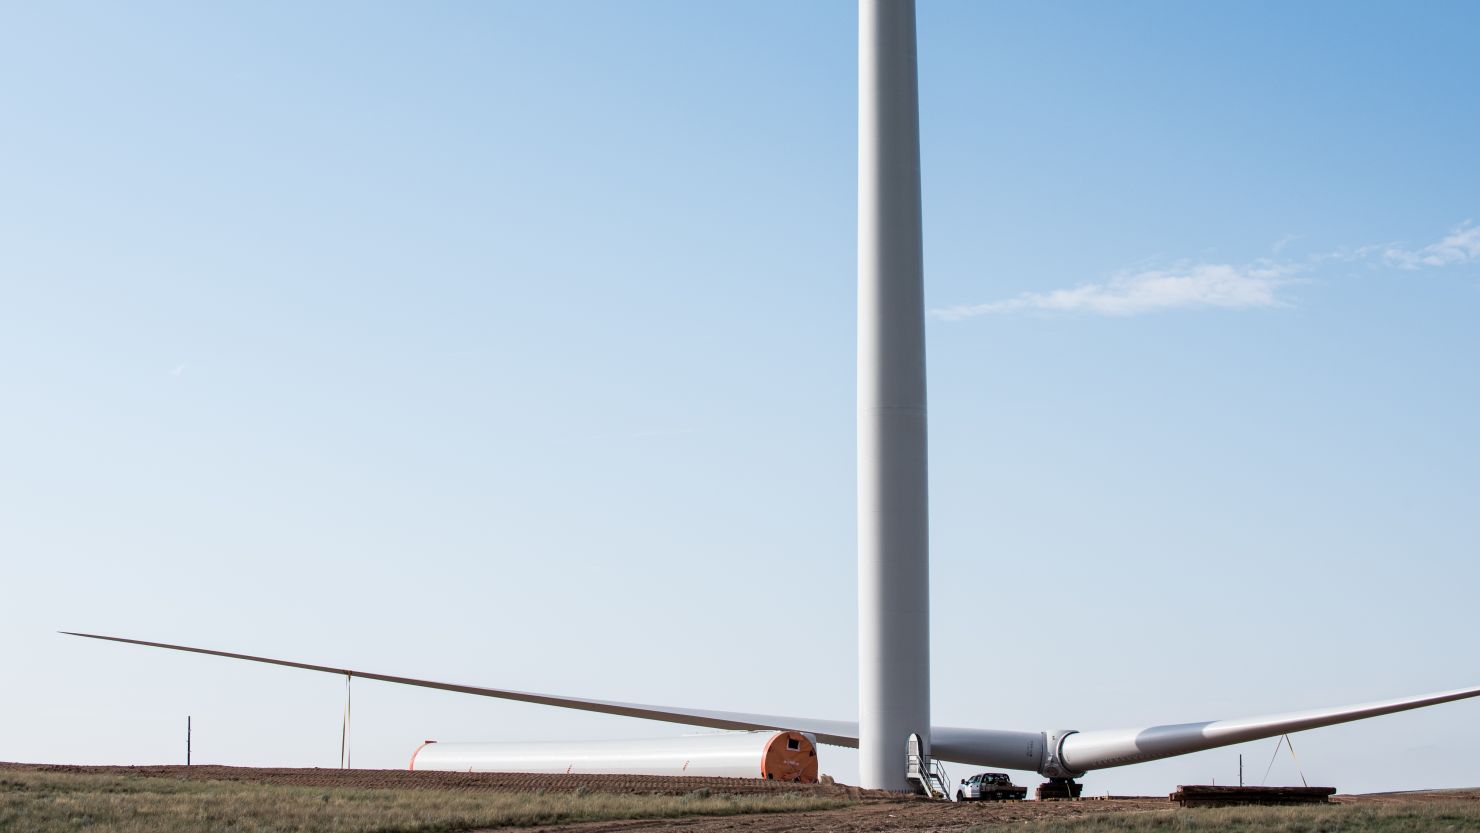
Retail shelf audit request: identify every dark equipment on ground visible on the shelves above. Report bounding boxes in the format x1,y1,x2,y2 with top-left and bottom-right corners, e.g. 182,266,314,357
1172,785,1337,807
1037,777,1084,800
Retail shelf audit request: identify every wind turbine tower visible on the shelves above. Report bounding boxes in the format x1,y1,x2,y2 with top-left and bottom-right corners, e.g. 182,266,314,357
857,0,931,793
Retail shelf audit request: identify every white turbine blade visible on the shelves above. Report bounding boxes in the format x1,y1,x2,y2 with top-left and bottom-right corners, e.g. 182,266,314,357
68,632,1479,776
1061,684,1480,772
61,632,861,747
931,726,1049,771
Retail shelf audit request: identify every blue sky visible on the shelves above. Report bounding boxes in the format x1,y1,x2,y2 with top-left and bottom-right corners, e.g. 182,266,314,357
2,0,1477,794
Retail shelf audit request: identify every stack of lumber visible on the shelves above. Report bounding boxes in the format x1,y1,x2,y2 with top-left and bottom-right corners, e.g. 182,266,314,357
1171,785,1336,807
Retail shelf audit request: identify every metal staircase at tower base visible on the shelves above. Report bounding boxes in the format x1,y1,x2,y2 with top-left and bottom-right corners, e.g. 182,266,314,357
905,733,951,799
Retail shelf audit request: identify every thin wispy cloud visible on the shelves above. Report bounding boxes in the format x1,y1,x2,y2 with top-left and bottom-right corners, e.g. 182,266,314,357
933,261,1294,320
935,220,1477,320
1383,221,1480,269
1272,233,1303,254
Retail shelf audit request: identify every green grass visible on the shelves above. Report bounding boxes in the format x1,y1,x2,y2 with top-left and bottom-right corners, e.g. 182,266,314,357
0,770,850,833
969,802,1480,833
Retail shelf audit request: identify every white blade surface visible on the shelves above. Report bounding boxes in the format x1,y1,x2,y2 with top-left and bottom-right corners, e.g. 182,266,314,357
61,632,860,746
1061,685,1480,772
64,632,1480,775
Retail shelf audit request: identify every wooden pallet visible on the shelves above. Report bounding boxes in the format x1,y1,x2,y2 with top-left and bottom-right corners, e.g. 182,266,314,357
1171,785,1336,807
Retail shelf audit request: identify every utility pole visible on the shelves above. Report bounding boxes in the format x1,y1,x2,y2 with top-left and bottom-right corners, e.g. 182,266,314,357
341,673,353,769
186,716,192,766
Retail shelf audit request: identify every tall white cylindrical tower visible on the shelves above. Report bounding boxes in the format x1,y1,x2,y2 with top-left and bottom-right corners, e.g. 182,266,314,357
857,0,930,793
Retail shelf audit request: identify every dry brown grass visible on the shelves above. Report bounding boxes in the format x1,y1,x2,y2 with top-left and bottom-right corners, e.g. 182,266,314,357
969,799,1480,833
0,769,850,832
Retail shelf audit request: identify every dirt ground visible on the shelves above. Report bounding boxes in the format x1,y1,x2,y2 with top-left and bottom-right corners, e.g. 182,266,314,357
5,763,1475,833
483,794,1174,833
482,787,1480,833
0,763,873,798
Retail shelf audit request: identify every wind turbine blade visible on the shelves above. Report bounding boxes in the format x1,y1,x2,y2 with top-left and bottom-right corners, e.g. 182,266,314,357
61,632,861,747
66,632,1479,776
1061,684,1480,772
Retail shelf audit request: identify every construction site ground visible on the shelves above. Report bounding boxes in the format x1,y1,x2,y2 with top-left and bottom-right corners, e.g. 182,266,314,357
4,763,1477,832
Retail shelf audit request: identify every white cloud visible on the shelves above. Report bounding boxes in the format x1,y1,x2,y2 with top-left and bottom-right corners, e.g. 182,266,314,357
1383,222,1480,269
936,220,1479,320
932,261,1294,320
1272,233,1302,254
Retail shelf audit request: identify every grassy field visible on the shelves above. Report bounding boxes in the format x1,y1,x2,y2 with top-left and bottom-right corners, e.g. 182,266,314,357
0,769,850,833
6,768,1478,833
979,800,1480,833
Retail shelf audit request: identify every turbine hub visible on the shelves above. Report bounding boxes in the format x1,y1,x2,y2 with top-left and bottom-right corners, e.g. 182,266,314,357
1038,729,1085,779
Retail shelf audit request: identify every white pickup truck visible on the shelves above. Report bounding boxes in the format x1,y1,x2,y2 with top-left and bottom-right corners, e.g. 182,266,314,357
956,772,1027,801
